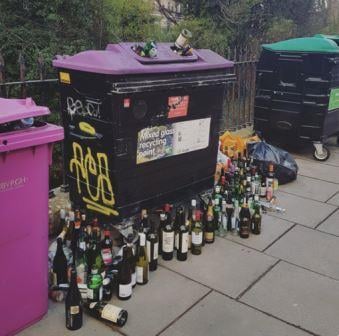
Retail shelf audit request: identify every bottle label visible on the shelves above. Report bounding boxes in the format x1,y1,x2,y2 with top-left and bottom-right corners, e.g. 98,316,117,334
119,283,132,298
204,231,214,242
70,305,80,315
101,248,113,265
131,272,136,286
180,232,189,253
162,231,174,253
147,241,159,261
260,186,266,197
79,242,86,251
191,231,203,245
136,266,144,283
87,288,94,299
101,304,122,323
188,233,192,249
139,233,146,246
231,217,236,230
175,232,179,250
76,264,87,284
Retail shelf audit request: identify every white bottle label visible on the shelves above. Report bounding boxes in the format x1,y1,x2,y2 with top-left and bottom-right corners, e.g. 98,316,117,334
101,304,122,323
76,264,87,284
188,233,192,249
147,241,159,261
136,266,143,283
87,288,94,299
131,272,136,286
119,283,132,298
191,231,203,245
175,232,179,250
79,242,86,251
180,232,189,253
139,233,146,246
162,231,174,253
231,217,236,230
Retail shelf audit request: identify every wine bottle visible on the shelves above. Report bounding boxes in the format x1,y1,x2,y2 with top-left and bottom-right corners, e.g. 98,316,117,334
53,237,68,286
118,247,132,300
158,212,167,256
161,215,174,260
87,268,103,303
204,214,215,244
177,222,188,261
75,248,88,284
102,276,113,301
251,196,262,235
187,199,197,250
191,211,203,255
65,268,82,330
239,200,251,239
266,163,275,201
85,302,128,327
101,229,113,266
173,208,181,251
125,234,136,288
136,231,149,285
146,221,159,271
225,193,234,232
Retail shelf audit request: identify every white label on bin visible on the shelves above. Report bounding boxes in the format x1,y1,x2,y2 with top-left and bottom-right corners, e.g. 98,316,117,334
136,118,211,164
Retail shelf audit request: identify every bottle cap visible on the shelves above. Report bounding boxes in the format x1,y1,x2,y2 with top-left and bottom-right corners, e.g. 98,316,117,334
160,213,166,221
69,211,75,221
91,268,98,274
164,204,171,212
81,214,86,221
191,199,197,207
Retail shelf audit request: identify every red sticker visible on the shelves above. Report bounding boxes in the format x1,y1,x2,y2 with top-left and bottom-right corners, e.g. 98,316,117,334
123,98,131,108
168,96,189,118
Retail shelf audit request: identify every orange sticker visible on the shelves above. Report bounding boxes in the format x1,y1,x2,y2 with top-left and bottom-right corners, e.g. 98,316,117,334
168,96,189,118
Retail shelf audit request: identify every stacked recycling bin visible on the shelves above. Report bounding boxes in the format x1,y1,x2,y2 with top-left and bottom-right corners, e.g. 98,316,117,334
53,42,235,222
0,98,64,335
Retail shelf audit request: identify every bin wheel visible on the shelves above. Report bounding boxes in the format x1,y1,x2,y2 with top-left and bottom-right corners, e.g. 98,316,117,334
313,145,330,161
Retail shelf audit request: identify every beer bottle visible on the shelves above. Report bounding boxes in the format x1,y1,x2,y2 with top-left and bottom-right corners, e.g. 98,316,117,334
87,268,103,303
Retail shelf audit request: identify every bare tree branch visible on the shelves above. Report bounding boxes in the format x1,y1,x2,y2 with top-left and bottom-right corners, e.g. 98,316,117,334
155,0,179,25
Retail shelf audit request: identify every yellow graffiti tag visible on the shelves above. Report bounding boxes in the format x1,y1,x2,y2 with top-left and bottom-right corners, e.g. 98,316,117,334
69,142,119,216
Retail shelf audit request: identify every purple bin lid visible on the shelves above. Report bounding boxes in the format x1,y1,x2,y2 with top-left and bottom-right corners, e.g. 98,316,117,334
53,42,234,75
0,98,50,124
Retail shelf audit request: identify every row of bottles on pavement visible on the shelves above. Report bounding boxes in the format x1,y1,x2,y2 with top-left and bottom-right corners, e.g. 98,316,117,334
51,153,282,330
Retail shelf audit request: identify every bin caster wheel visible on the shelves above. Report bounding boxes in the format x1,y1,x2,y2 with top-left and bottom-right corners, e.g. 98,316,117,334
313,144,330,161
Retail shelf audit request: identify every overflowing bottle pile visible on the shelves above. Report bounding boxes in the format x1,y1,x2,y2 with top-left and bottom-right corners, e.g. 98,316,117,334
49,151,284,331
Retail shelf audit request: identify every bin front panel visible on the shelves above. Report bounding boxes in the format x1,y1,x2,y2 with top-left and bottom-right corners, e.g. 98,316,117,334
0,145,50,335
60,69,226,221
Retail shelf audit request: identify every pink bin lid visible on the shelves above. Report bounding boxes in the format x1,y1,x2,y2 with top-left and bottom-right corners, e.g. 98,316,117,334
0,97,50,124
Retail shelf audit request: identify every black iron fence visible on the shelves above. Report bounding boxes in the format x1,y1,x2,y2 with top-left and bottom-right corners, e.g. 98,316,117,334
0,50,257,186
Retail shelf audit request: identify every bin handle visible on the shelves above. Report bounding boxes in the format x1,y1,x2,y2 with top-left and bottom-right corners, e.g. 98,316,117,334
69,131,103,140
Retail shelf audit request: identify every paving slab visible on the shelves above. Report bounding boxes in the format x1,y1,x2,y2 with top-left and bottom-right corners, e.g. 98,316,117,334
278,175,339,202
116,267,210,336
161,291,311,336
266,225,339,280
295,158,339,183
224,216,294,251
20,267,209,336
317,208,339,236
19,301,121,336
268,191,336,227
241,261,339,336
160,238,277,298
326,192,339,206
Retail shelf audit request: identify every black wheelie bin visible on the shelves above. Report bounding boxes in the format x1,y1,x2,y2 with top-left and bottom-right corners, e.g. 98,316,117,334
254,36,339,161
53,42,235,222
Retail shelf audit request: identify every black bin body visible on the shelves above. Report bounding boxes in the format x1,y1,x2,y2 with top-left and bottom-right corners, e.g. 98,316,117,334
53,42,234,222
254,37,339,146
